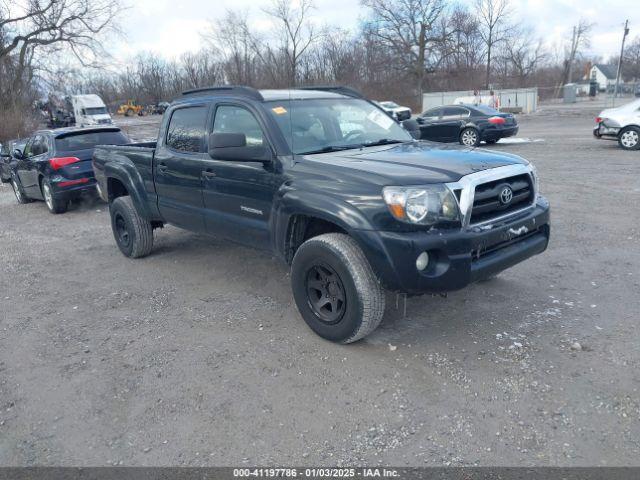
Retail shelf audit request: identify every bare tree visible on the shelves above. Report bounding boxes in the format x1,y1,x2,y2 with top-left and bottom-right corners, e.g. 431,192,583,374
501,27,547,84
475,0,513,89
1,0,121,89
362,0,446,105
561,19,593,85
263,0,320,86
621,36,640,81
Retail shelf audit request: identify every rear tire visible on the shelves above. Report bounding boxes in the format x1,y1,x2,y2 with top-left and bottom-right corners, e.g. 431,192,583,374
109,196,153,258
460,127,481,147
291,233,385,344
42,180,68,214
11,176,31,204
618,126,640,150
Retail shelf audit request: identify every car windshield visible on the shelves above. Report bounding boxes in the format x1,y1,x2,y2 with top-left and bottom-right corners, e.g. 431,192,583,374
55,130,128,151
83,107,108,115
266,98,412,155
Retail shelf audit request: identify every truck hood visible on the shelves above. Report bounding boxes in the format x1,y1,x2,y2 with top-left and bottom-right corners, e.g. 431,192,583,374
302,141,528,185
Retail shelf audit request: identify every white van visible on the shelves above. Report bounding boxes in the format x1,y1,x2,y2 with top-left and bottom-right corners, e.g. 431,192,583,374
71,94,113,127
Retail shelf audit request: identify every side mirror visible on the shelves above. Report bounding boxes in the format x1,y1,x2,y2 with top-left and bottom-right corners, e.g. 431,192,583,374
208,133,271,163
13,149,23,159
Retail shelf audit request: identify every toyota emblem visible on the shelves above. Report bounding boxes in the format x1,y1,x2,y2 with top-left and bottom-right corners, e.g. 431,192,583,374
499,186,513,205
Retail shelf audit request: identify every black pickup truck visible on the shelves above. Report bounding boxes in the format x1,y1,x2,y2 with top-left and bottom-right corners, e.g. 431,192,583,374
93,86,550,343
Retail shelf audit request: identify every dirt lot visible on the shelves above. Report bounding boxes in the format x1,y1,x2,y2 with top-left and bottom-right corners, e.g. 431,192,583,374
1,100,639,467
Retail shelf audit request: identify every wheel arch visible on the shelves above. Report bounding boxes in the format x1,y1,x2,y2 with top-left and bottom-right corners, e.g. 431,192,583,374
273,190,375,261
104,162,152,220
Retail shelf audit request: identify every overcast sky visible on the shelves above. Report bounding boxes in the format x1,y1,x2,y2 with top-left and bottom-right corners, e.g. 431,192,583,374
111,0,639,65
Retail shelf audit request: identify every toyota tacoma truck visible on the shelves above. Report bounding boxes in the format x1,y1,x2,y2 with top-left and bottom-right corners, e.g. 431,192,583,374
93,86,550,343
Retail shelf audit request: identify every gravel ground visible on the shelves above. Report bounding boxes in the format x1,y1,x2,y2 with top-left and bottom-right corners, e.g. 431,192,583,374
0,100,639,467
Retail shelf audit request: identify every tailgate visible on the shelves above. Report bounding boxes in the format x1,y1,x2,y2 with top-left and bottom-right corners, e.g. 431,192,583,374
55,148,96,180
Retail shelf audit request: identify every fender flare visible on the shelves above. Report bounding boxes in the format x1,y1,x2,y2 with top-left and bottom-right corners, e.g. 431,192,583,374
271,190,395,278
104,161,152,220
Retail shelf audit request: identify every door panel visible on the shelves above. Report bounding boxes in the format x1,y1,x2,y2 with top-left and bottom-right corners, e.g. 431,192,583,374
154,105,209,232
18,136,46,196
202,103,279,249
202,159,277,248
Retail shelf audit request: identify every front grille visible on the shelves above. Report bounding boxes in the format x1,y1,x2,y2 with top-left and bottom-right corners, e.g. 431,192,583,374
470,174,533,225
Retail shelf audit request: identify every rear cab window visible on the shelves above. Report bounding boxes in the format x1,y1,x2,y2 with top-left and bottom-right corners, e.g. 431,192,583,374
55,130,129,152
165,106,209,153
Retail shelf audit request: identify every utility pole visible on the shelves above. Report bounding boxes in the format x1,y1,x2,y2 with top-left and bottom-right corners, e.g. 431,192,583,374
613,19,630,99
567,26,576,83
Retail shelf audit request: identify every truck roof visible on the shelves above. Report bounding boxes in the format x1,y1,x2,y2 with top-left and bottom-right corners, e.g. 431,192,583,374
71,94,106,106
175,85,362,105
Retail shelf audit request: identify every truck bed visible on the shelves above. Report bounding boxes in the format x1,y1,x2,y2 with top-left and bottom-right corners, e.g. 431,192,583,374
92,142,157,201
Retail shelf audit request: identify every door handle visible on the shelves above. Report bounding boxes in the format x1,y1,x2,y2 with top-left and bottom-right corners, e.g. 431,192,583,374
202,169,216,178
157,163,168,173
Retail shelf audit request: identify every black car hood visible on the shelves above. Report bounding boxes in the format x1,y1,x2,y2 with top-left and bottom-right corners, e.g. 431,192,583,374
301,141,528,185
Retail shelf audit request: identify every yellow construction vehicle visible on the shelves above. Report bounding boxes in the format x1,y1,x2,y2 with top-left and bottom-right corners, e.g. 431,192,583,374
117,100,144,117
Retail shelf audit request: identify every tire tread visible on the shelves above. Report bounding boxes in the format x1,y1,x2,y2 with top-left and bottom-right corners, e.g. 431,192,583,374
295,233,385,343
111,196,153,258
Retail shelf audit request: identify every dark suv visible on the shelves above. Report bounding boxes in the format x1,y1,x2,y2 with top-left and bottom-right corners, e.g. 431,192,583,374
10,127,128,213
93,86,550,343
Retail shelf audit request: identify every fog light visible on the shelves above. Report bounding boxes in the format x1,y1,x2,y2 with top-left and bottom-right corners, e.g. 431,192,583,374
416,251,430,271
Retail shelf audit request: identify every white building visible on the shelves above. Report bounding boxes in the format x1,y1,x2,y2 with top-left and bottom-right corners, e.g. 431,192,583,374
587,64,621,92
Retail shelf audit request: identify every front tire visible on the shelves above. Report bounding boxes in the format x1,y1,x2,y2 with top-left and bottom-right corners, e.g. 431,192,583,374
11,176,31,204
291,233,385,344
109,196,154,258
42,180,68,214
618,127,640,150
460,127,481,147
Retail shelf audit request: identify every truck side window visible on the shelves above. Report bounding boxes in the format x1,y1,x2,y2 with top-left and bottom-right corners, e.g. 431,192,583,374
166,106,208,153
212,106,264,147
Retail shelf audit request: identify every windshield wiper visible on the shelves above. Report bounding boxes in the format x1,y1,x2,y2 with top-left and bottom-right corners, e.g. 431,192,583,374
299,144,362,155
361,138,405,147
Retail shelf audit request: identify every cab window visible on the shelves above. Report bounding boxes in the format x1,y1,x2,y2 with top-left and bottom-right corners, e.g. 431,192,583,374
165,106,208,153
212,105,264,147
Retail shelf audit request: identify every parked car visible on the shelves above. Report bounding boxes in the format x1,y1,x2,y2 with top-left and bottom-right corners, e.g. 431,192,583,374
10,127,129,213
635,83,640,98
593,98,640,150
376,101,412,121
416,104,519,147
93,85,549,344
1,138,28,183
154,102,170,114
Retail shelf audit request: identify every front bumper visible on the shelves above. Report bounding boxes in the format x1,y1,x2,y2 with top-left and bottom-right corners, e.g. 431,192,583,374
356,197,550,294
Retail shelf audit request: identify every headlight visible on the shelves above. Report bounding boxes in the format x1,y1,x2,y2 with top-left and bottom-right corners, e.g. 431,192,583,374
530,163,540,197
382,185,460,225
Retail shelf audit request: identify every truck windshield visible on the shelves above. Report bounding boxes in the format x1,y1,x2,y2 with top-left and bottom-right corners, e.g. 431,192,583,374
83,107,108,115
55,131,128,151
266,98,412,155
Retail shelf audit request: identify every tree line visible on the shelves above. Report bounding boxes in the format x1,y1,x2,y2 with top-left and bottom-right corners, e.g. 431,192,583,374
2,0,640,142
